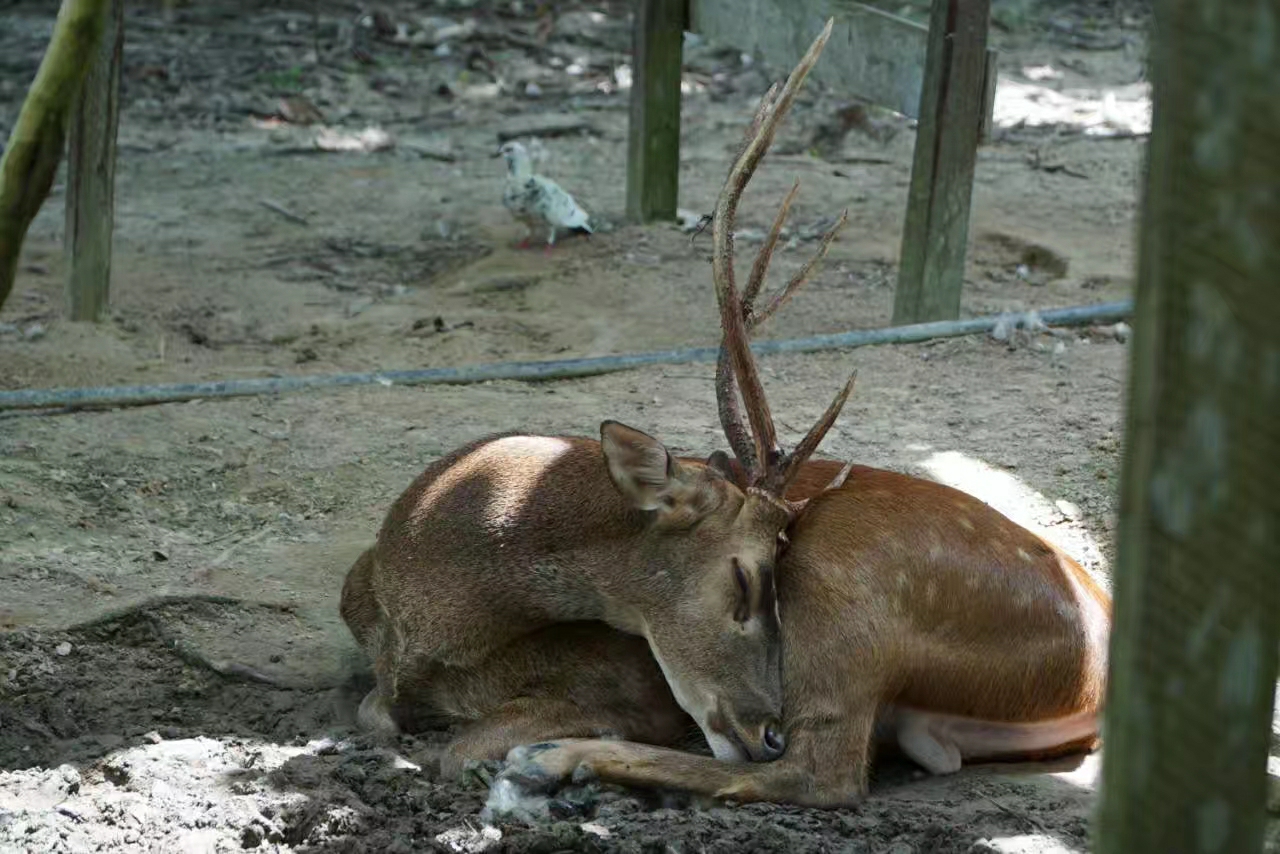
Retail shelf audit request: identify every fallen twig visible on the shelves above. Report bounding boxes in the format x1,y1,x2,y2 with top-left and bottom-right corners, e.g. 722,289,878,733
258,198,309,226
979,789,1050,833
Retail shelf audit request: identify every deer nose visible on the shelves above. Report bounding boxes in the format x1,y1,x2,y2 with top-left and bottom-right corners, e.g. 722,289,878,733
760,720,787,760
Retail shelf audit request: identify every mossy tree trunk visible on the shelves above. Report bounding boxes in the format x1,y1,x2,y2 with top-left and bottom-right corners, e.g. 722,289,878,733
1096,0,1280,851
0,0,111,314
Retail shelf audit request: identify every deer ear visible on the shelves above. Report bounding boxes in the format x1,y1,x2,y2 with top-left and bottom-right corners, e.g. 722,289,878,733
600,421,679,511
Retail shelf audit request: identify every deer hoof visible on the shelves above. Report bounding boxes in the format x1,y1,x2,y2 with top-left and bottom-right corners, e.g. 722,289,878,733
356,690,400,738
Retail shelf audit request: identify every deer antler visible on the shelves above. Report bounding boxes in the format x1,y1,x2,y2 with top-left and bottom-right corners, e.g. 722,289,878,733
712,18,855,499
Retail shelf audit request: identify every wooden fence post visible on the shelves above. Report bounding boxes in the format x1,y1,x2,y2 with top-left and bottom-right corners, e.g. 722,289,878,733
891,0,990,324
626,0,685,224
64,0,123,322
1095,0,1280,850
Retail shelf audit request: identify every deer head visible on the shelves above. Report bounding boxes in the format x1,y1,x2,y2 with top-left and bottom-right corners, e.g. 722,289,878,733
599,419,791,762
630,18,852,763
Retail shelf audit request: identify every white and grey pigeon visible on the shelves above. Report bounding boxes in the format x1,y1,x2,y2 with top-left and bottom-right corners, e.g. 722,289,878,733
496,141,592,252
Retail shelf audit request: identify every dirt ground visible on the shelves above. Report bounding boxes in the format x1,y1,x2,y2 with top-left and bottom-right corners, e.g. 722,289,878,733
2,0,1275,851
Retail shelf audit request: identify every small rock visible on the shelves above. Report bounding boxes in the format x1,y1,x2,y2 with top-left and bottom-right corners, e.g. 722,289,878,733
1112,321,1131,343
1052,339,1067,355
434,824,501,853
54,641,72,656
175,829,223,854
41,764,81,797
0,322,19,336
524,82,543,98
240,824,265,848
990,315,1014,342
1056,499,1083,521
23,322,46,340
143,730,163,744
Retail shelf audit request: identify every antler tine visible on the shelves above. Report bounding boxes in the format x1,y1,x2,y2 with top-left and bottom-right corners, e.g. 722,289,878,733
713,18,834,481
715,346,758,476
723,204,842,478
756,208,849,326
745,83,781,141
775,369,857,492
743,179,800,314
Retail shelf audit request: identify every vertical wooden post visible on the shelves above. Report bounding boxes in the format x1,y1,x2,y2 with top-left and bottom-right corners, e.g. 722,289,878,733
1095,0,1280,850
626,0,685,224
64,0,123,322
891,0,990,325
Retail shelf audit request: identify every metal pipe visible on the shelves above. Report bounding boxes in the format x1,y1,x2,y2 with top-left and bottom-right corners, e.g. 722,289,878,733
0,300,1132,412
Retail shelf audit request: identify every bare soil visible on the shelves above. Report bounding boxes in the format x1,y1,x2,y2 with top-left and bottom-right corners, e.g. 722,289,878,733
3,1,1273,851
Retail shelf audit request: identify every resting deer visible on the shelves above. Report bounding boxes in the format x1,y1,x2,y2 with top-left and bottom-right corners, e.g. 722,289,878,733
338,219,854,773
493,19,1113,808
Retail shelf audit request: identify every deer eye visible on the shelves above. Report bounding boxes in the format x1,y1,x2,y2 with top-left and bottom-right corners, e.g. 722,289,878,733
732,559,751,624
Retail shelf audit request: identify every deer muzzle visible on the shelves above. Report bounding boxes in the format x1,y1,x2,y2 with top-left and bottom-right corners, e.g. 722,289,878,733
706,703,788,762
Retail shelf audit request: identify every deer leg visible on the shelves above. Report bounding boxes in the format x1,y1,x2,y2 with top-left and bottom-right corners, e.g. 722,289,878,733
498,739,816,804
496,705,880,809
382,622,690,778
894,708,963,775
442,698,648,780
356,687,400,737
341,549,409,738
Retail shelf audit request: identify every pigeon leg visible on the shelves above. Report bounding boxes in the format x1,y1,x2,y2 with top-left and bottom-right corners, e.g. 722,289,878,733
544,226,558,256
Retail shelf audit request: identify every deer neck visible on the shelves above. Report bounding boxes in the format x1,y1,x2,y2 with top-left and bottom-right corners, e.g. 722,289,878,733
491,522,656,636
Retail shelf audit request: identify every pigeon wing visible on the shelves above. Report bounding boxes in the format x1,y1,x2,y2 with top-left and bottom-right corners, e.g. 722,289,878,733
530,176,592,232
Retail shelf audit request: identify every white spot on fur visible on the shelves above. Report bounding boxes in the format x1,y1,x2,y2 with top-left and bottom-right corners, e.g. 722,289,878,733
916,450,1104,576
1017,547,1033,563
